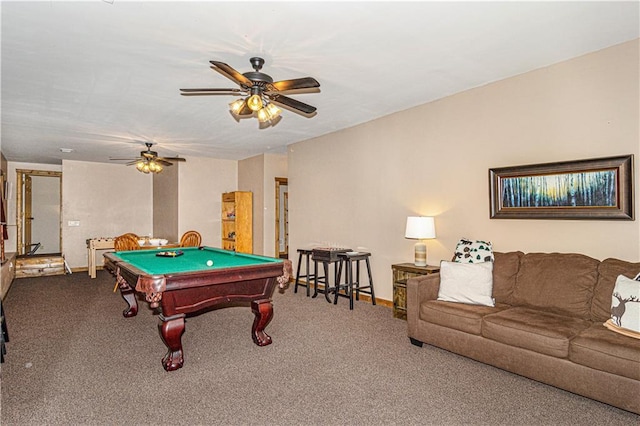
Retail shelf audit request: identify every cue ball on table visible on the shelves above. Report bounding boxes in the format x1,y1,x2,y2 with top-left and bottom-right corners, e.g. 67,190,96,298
206,260,214,266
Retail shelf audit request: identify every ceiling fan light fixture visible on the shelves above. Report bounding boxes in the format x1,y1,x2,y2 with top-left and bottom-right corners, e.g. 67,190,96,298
148,161,162,173
229,99,246,115
256,102,282,123
135,159,162,174
265,102,281,119
246,93,263,112
114,142,181,173
185,57,319,124
257,107,272,123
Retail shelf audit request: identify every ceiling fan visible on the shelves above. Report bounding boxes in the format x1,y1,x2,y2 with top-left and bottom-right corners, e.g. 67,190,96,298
110,142,186,174
180,57,320,124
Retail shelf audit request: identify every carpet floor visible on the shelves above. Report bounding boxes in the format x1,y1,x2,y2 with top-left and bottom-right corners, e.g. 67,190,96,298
1,271,638,425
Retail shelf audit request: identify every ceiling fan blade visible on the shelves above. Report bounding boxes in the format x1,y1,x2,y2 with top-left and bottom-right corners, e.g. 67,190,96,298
180,88,242,92
268,94,317,115
157,157,186,162
125,160,140,166
180,88,245,96
268,77,320,92
210,61,253,88
156,159,174,167
110,158,139,161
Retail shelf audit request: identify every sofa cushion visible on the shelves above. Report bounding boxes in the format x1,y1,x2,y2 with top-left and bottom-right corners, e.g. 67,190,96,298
570,323,640,381
482,307,591,358
512,253,599,319
591,258,640,323
420,300,510,335
492,251,522,305
437,261,494,306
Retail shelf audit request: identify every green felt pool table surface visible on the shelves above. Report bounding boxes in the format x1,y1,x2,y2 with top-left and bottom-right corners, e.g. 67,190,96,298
111,246,283,275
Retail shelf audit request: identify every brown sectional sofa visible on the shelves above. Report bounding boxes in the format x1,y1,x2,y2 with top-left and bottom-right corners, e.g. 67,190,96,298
407,252,640,414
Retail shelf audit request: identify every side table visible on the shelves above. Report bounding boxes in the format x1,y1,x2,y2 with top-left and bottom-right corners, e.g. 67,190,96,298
391,263,440,320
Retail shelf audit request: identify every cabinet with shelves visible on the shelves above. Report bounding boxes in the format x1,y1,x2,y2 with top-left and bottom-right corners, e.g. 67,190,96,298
221,191,253,253
392,263,440,320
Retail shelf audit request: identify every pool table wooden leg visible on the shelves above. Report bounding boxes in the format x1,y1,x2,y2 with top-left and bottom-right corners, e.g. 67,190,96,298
117,275,138,318
158,314,186,371
251,299,273,347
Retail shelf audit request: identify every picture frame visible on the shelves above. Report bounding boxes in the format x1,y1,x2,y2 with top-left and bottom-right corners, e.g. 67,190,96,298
489,155,634,220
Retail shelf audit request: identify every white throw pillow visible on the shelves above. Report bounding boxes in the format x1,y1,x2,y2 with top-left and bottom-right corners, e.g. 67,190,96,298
437,260,495,307
608,274,640,334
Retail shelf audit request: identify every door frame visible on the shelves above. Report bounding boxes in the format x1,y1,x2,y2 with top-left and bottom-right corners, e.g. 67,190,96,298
275,177,288,259
16,169,62,255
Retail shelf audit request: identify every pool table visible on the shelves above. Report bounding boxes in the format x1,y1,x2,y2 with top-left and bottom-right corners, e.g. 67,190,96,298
104,246,292,371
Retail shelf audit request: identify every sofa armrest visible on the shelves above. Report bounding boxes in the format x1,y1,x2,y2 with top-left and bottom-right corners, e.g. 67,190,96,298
407,273,440,336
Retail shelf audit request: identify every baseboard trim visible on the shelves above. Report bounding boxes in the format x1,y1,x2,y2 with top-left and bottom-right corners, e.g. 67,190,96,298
292,279,391,308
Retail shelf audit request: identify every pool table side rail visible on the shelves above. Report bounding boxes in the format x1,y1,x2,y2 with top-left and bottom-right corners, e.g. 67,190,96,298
103,252,291,307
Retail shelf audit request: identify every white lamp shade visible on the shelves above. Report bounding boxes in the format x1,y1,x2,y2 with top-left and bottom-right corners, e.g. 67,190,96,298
405,216,436,239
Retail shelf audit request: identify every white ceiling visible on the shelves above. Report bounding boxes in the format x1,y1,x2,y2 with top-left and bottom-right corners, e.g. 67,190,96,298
1,1,639,165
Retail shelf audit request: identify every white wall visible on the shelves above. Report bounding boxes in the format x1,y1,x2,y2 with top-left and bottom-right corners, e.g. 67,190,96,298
288,39,640,303
178,156,237,248
62,160,153,269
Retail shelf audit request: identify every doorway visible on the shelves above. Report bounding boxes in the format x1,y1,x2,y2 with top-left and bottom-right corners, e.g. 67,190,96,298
275,177,288,259
16,170,62,255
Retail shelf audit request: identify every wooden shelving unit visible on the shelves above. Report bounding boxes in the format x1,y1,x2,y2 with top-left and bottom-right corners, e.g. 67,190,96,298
221,191,253,253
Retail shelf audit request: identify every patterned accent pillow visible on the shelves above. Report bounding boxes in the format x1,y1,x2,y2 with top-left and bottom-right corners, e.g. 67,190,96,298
452,238,494,263
604,274,640,339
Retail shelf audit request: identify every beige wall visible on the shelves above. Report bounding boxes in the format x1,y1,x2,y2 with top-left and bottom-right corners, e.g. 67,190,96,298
6,157,236,270
238,155,264,254
263,154,288,257
62,160,152,268
288,39,640,303
177,156,237,248
153,161,179,242
238,153,288,256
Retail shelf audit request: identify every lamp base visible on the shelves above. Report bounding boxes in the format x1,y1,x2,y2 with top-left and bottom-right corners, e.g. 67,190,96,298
414,241,427,266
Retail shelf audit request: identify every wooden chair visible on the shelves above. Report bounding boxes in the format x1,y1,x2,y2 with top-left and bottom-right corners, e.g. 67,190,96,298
112,233,140,292
180,230,202,247
114,234,140,251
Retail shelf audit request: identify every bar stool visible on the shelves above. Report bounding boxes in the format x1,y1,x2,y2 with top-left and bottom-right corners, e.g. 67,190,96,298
311,248,349,303
312,259,344,302
294,249,317,297
334,252,376,310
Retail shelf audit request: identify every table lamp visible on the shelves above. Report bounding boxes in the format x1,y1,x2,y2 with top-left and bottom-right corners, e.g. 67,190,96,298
405,216,436,266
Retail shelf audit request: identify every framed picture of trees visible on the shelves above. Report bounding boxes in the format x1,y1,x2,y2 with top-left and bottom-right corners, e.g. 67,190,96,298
489,155,634,220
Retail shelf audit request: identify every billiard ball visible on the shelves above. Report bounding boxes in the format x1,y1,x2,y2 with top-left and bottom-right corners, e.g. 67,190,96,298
206,260,214,266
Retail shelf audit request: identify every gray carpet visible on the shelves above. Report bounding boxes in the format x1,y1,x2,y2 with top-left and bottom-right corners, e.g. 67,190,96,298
1,271,638,425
